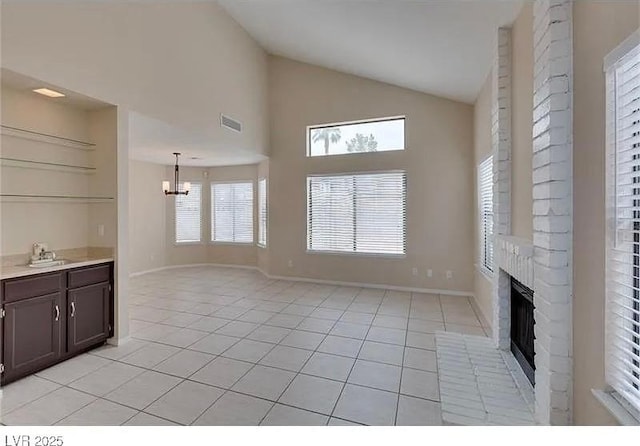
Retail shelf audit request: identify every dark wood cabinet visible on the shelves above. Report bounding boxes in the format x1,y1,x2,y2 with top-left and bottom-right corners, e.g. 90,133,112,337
2,292,63,383
0,261,113,384
67,282,110,354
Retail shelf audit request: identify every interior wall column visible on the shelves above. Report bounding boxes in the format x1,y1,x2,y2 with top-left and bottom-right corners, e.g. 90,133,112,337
531,0,574,425
492,27,513,351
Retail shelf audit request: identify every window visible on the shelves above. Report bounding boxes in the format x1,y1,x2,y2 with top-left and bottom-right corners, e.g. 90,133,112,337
258,178,267,247
211,182,254,243
605,35,640,415
307,171,406,255
175,182,202,243
478,156,494,273
307,117,405,157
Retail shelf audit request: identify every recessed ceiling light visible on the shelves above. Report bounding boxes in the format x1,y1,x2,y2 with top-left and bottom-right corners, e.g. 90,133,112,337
33,88,65,98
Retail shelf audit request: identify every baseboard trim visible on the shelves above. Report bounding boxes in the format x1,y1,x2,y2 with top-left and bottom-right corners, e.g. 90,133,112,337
129,262,257,277
262,271,474,297
130,263,473,298
107,335,131,347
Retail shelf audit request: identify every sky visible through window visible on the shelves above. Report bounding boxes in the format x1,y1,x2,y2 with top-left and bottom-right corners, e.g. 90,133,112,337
308,117,404,156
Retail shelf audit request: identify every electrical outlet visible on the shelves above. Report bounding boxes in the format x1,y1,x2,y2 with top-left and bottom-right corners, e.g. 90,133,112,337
98,224,105,237
287,260,294,268
446,270,453,279
427,269,433,278
412,267,418,276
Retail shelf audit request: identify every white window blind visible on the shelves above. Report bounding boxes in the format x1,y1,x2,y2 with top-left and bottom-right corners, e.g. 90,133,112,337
605,39,640,415
258,178,267,247
175,182,202,243
211,182,254,243
478,156,494,273
307,171,406,255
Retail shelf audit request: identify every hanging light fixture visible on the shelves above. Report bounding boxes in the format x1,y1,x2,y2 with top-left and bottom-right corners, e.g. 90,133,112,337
162,152,190,195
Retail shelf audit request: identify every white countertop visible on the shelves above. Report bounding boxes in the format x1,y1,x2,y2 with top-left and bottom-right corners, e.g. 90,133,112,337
1,257,114,280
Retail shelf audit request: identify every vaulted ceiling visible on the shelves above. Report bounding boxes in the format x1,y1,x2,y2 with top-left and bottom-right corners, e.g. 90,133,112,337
217,0,523,103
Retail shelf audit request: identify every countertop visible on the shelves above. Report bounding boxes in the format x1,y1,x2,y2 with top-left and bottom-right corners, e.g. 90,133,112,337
0,257,114,280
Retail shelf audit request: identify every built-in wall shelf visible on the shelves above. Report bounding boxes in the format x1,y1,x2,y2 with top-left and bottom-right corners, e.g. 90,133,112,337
0,194,114,203
0,157,96,174
0,125,96,150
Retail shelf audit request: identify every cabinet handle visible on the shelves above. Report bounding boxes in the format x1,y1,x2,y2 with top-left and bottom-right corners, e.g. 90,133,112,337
71,302,76,318
54,305,60,322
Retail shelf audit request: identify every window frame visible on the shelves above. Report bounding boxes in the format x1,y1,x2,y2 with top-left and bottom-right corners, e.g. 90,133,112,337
477,155,494,276
258,177,268,248
210,180,255,245
174,181,203,245
306,170,407,258
306,116,406,157
604,29,640,421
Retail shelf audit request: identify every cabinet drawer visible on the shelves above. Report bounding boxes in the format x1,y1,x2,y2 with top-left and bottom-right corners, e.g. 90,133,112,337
68,264,111,289
3,273,64,303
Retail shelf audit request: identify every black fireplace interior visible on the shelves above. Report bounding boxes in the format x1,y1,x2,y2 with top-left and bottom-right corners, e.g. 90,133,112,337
510,277,535,386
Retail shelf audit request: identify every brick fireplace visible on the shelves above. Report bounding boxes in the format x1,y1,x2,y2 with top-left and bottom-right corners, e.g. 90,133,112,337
489,0,574,425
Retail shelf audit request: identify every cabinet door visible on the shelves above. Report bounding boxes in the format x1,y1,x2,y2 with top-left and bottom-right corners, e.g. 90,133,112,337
3,293,62,382
67,283,109,353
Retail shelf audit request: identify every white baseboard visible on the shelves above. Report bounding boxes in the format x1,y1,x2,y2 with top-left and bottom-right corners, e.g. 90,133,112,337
262,271,474,297
129,263,242,277
107,335,131,346
130,262,473,298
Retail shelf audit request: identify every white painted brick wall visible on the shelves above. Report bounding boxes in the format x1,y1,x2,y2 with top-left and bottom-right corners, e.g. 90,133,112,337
491,27,513,351
531,0,573,426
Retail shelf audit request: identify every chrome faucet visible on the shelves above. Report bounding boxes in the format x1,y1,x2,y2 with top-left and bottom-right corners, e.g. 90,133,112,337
39,250,56,261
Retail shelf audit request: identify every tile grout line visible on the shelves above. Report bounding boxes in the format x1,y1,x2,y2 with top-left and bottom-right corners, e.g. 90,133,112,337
5,269,462,426
326,288,385,425
192,285,344,426
393,291,413,425
256,287,348,425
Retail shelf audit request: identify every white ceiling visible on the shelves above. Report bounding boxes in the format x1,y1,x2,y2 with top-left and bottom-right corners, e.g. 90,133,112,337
217,0,524,103
1,68,112,111
128,112,267,167
1,70,265,167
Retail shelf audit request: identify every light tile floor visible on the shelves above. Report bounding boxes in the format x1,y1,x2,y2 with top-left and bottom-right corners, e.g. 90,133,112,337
0,266,490,426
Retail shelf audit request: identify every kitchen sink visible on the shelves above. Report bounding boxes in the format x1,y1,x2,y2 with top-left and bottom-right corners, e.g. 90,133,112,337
28,259,69,268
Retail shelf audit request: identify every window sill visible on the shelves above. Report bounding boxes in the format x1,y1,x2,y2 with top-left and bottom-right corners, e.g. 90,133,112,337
173,241,204,246
592,389,640,425
209,241,255,246
475,263,494,282
306,249,406,259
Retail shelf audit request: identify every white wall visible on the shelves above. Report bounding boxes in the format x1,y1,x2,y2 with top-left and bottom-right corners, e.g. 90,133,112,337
473,72,493,325
1,1,269,159
573,0,640,425
129,161,260,274
129,160,167,273
266,56,475,292
1,86,91,256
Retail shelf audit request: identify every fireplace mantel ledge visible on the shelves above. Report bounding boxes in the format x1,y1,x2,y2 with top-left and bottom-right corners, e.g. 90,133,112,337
497,235,534,289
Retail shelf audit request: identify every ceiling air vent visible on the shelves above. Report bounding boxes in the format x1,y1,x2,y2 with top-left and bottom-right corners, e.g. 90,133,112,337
220,114,242,133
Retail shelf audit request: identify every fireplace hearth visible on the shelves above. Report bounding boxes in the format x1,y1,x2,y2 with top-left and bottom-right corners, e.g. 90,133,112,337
510,277,535,386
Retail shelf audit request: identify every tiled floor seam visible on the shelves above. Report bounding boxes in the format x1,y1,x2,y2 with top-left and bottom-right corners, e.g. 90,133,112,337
248,307,339,426
326,289,382,425
393,291,412,425
5,269,481,425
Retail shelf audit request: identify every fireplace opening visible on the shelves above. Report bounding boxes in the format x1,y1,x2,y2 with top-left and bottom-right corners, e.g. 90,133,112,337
510,277,535,386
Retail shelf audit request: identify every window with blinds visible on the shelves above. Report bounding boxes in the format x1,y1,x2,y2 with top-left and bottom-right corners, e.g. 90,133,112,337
605,37,640,416
175,182,202,243
211,182,254,243
307,171,406,255
258,178,267,247
478,156,494,273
